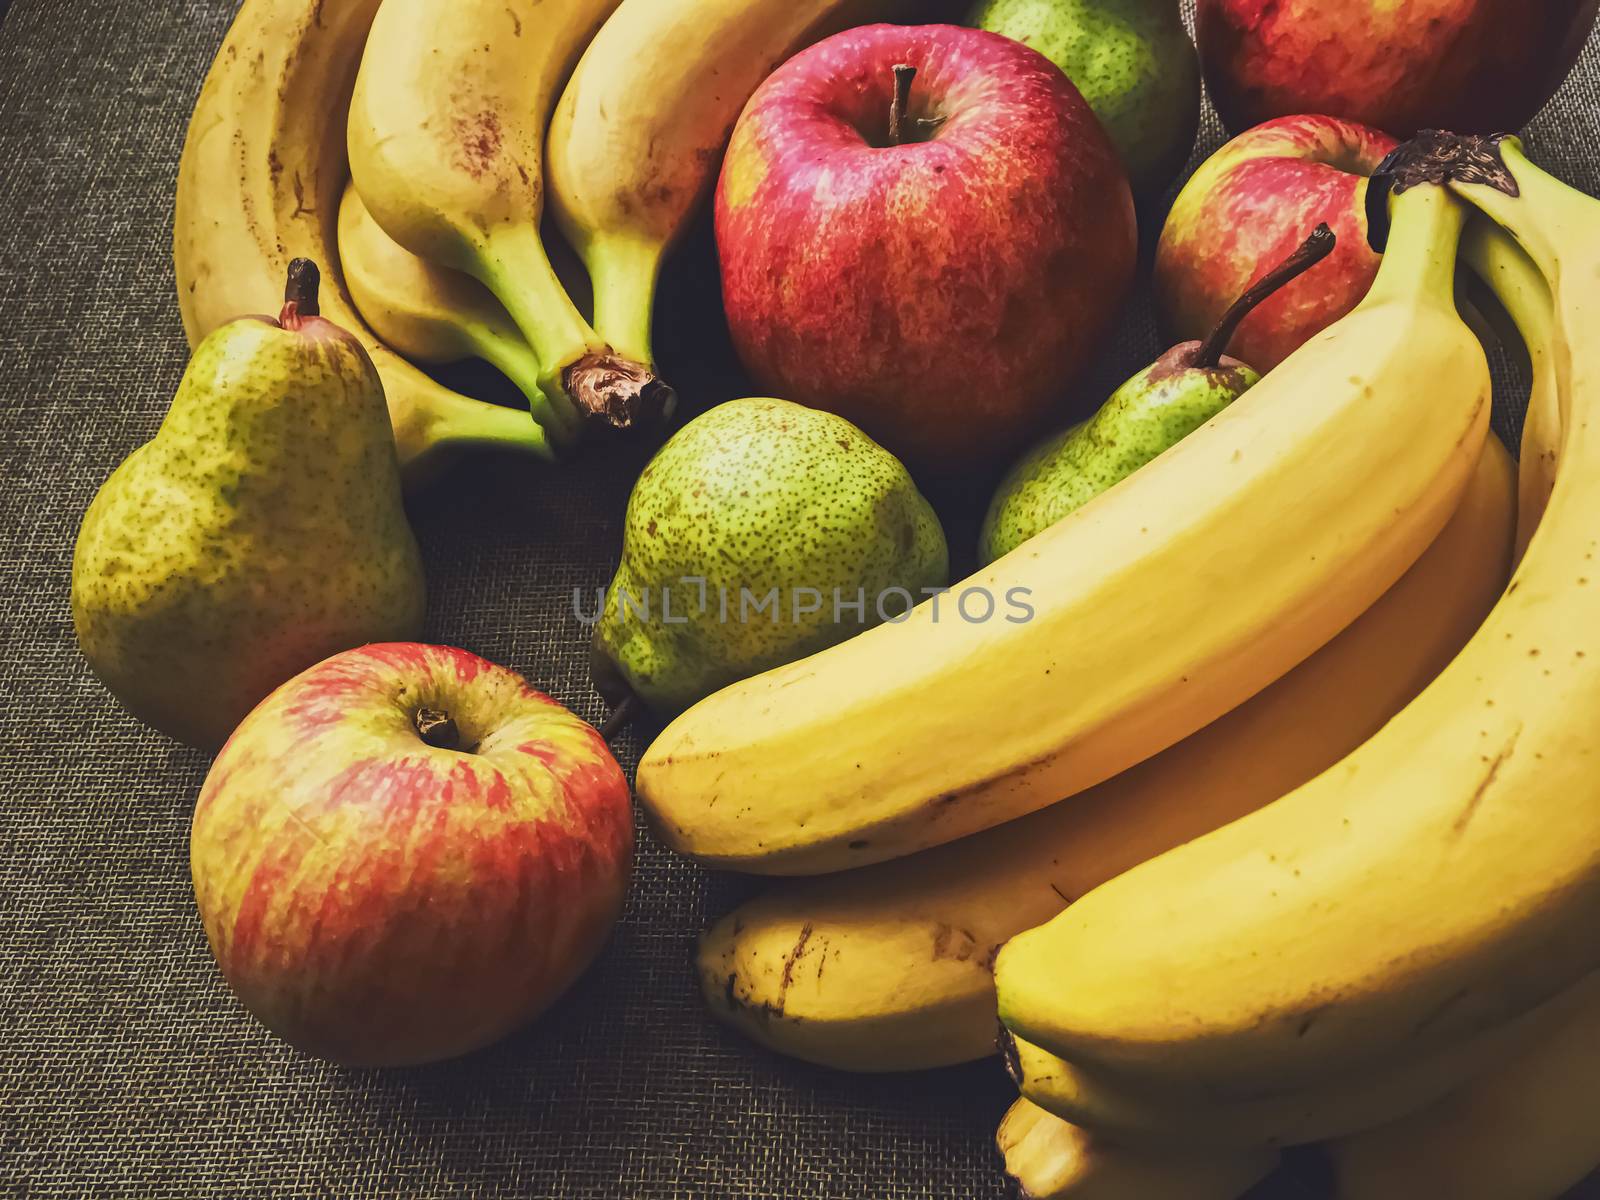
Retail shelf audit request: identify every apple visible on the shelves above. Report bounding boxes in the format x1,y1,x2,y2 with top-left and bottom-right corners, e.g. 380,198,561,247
190,642,633,1067
1155,115,1399,373
1198,0,1599,138
715,23,1137,477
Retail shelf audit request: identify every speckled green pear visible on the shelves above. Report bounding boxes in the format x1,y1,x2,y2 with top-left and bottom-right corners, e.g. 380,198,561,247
71,261,426,750
969,0,1200,196
982,223,1339,563
980,344,1258,563
594,398,948,717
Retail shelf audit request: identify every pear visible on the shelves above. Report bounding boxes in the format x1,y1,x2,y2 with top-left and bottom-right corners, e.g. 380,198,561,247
981,225,1335,564
594,398,947,720
72,260,426,749
969,0,1201,197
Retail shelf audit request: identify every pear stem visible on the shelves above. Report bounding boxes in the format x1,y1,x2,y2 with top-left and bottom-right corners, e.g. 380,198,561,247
414,707,462,751
888,64,916,146
280,258,321,331
1194,224,1337,369
599,694,642,743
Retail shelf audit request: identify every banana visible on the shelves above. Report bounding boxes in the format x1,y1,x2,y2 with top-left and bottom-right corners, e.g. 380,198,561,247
347,0,670,430
1329,979,1600,1199
696,438,1514,1072
546,0,909,367
994,139,1600,1101
337,182,582,451
996,1099,1278,1200
173,0,553,482
1460,221,1560,564
637,182,1490,876
1001,968,1592,1152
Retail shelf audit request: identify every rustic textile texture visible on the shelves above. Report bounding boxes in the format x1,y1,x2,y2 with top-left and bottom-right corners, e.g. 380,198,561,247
2,2,1598,1196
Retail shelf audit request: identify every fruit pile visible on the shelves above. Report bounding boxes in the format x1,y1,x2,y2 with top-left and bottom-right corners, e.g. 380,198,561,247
66,0,1600,1194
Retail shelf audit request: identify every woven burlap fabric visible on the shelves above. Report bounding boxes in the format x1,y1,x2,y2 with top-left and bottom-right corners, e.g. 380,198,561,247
3,3,1599,1196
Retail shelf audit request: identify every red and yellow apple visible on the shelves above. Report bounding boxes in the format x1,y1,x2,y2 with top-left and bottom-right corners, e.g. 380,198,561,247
1155,115,1398,373
190,642,633,1067
715,23,1137,477
1198,0,1600,138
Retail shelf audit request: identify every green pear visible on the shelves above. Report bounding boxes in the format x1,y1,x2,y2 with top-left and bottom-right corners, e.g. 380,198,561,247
72,261,426,749
982,225,1336,563
594,398,948,718
969,0,1201,196
980,350,1259,563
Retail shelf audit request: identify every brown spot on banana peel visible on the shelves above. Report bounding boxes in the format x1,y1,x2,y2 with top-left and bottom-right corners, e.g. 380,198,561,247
773,922,815,1017
454,110,503,180
289,172,313,220
1454,725,1522,835
723,972,790,1026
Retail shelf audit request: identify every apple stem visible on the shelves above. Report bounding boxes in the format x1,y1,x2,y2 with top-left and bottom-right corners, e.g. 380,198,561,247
1194,224,1337,369
599,694,642,743
280,257,321,332
414,707,462,751
888,63,916,147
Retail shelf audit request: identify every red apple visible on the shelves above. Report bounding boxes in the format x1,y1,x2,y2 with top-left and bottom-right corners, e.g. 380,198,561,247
715,23,1136,477
1155,115,1399,373
190,643,633,1067
1198,0,1599,138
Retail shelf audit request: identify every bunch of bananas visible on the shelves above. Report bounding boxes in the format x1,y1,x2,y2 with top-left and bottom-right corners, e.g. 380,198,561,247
659,137,1600,1197
174,0,905,485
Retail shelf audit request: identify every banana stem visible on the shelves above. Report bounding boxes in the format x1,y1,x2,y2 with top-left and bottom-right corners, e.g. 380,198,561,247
481,221,672,431
1195,225,1336,368
1364,185,1468,308
564,354,678,431
1450,137,1600,288
479,221,604,397
1446,135,1600,557
474,329,583,452
425,392,557,463
587,236,664,370
1460,221,1554,364
1461,220,1561,566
